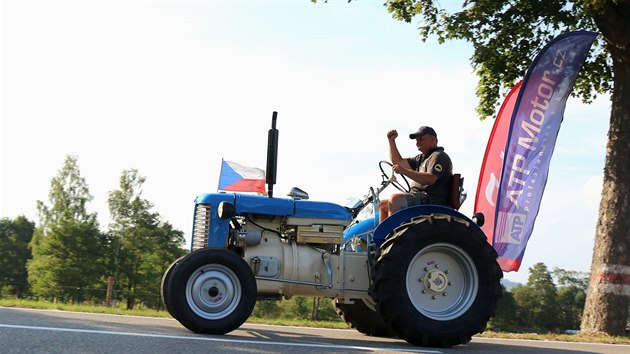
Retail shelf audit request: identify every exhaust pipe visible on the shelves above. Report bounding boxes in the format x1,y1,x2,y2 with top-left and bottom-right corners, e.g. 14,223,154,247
266,111,279,198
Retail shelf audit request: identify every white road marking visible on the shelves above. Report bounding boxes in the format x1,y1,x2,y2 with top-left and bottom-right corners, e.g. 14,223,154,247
0,323,441,353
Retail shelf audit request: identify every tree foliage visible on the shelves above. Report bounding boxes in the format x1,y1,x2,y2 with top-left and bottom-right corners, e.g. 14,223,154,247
0,216,35,297
383,0,615,118
491,263,589,332
557,285,587,330
489,285,519,332
28,220,108,302
4,157,187,309
553,267,588,329
36,155,96,228
252,297,339,322
552,267,589,289
253,299,281,318
108,169,186,309
28,155,108,303
512,263,559,331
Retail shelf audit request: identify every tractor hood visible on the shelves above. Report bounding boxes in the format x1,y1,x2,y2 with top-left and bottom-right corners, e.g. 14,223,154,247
195,193,352,223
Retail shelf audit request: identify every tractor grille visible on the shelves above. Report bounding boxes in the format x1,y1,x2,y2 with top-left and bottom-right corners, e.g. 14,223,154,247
191,203,211,251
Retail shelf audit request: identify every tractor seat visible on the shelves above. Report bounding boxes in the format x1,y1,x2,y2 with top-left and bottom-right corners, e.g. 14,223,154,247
448,173,465,210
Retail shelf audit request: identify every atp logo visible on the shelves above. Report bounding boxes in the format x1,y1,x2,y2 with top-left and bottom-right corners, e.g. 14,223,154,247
497,212,527,244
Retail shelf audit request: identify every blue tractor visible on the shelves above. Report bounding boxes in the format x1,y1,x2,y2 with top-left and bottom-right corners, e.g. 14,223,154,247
161,112,502,348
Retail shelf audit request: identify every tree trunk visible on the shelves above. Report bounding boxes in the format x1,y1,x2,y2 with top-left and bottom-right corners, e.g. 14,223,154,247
105,276,113,307
126,281,135,310
311,297,320,321
580,18,630,335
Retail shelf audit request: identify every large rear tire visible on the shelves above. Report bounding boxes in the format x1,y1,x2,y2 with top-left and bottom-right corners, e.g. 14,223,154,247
333,298,395,337
371,214,502,347
166,248,256,334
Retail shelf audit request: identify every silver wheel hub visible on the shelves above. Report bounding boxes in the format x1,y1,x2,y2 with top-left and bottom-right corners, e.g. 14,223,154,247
186,264,241,320
423,268,449,294
407,243,479,321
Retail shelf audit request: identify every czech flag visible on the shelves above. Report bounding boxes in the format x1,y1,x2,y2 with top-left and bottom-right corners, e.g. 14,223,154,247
218,160,266,194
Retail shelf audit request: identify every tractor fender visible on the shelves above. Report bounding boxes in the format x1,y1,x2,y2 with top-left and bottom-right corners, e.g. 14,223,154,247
373,205,481,248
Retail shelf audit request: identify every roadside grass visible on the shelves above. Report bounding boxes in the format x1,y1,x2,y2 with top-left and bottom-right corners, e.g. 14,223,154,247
2,299,629,345
0,299,171,318
477,330,630,345
246,316,349,329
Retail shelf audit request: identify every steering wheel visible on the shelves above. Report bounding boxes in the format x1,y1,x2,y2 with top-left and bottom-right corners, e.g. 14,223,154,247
379,160,411,194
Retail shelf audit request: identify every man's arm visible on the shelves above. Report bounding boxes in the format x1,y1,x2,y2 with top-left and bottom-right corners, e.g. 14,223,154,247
387,130,411,169
393,151,448,186
393,165,438,185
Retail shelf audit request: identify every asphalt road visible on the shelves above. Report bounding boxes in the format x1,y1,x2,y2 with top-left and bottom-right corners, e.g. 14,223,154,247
1,307,628,354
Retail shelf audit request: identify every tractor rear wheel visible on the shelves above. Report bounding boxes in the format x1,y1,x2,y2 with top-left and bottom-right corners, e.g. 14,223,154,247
333,298,395,337
166,248,256,334
371,214,502,347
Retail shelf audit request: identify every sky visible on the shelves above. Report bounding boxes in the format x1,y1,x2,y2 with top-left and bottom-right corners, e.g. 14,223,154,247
1,0,610,284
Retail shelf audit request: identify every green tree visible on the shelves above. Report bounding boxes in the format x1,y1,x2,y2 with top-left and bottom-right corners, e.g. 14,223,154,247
365,0,629,335
28,155,108,303
552,267,589,289
253,299,281,318
311,297,338,321
293,297,310,319
553,267,588,330
108,169,186,309
510,284,531,329
29,221,108,302
513,263,559,331
489,285,519,332
557,285,586,330
0,216,35,298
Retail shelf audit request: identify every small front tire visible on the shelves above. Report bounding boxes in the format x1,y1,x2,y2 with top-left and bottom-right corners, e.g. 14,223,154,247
167,248,256,334
161,255,185,319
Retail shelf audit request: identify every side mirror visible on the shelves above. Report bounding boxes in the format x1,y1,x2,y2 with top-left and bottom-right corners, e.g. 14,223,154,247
287,187,309,200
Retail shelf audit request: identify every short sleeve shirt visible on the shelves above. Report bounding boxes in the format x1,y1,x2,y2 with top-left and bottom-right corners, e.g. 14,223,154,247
405,147,453,205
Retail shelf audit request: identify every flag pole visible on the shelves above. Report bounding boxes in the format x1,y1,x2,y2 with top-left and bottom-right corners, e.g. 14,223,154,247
218,157,225,193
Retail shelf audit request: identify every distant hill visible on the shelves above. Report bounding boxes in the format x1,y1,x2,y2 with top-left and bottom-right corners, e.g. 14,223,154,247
501,278,521,290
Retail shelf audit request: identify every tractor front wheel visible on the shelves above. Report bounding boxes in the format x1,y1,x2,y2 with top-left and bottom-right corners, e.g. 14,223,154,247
166,248,256,334
161,255,185,319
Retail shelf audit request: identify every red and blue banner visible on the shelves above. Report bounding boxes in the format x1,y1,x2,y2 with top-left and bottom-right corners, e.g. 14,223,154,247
478,31,597,272
218,160,266,194
475,81,522,245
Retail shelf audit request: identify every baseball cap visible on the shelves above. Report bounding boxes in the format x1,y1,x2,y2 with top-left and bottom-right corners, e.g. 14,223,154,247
409,126,437,139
